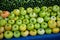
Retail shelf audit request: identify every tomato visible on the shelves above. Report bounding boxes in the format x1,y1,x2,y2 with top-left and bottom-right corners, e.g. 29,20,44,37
0,27,4,33
48,20,56,28
0,33,3,39
52,28,59,33
1,11,10,18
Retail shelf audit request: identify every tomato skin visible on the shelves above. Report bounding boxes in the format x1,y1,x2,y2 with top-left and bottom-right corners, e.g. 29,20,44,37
52,28,59,33
1,11,10,18
5,24,12,31
48,20,57,28
0,33,3,39
0,27,4,33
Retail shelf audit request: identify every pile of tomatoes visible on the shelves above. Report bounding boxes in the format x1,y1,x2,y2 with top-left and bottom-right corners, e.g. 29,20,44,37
0,5,60,39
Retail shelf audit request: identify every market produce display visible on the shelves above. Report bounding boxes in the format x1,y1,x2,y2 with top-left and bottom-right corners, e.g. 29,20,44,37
0,5,60,39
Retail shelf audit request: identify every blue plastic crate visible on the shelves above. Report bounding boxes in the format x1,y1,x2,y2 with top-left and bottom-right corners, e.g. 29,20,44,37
3,33,60,40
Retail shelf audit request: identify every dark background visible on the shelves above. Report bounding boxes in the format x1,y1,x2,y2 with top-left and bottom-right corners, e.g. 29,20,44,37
0,0,60,12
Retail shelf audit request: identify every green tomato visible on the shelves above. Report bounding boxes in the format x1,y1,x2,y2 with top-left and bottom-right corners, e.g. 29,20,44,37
12,24,19,31
8,20,15,25
30,18,36,24
41,6,47,11
8,12,15,19
13,16,19,21
48,20,56,28
30,29,37,36
27,7,33,13
57,21,60,27
46,12,50,16
21,10,27,15
37,17,44,23
39,11,46,17
19,15,24,20
57,15,60,21
21,30,29,37
51,16,56,20
13,9,20,16
23,19,29,24
47,6,52,12
57,12,60,16
14,31,20,38
5,18,9,21
16,19,22,25
51,12,57,16
44,16,50,22
20,24,26,31
27,23,34,30
35,23,40,29
0,19,7,26
29,13,37,18
4,31,13,39
19,7,25,11
25,15,30,19
45,28,52,34
53,5,59,12
37,28,45,35
41,22,48,29
33,7,40,13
